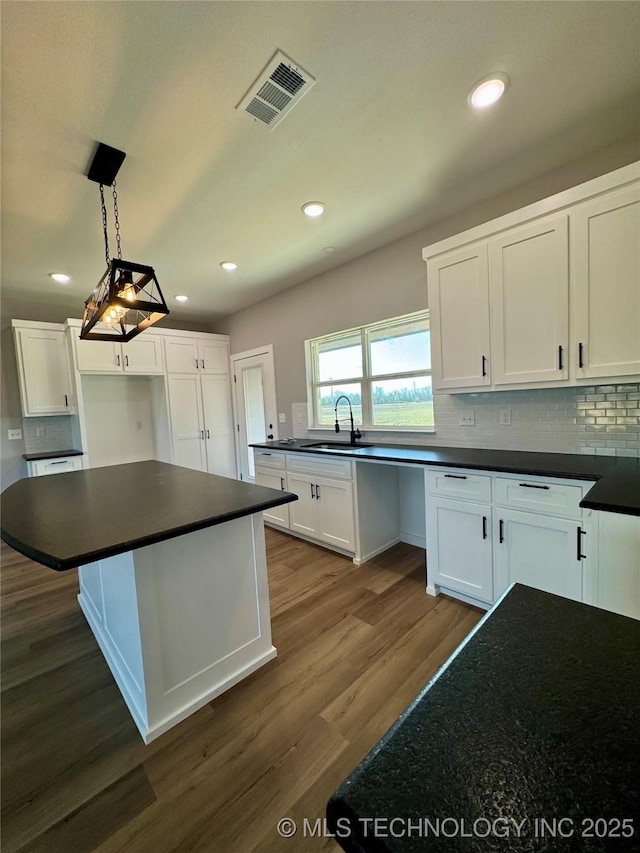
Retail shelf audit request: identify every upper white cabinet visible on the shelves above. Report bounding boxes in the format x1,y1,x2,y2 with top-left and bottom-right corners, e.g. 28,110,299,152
427,245,491,389
13,323,75,416
424,162,640,392
164,336,229,374
572,185,640,380
73,335,163,374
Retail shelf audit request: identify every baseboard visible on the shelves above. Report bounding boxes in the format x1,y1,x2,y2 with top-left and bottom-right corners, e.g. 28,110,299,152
399,531,426,549
354,538,401,565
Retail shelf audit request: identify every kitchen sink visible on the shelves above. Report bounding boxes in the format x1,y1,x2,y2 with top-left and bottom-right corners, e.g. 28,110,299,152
304,442,374,449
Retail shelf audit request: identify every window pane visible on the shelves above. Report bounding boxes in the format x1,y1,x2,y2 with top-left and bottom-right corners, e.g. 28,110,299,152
371,376,433,427
315,332,362,382
316,383,362,426
368,318,430,376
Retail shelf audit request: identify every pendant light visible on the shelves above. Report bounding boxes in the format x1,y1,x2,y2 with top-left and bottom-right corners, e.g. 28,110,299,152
80,142,169,341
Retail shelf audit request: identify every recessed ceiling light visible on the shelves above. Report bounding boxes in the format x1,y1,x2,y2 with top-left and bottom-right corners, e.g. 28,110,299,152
49,272,71,283
220,261,238,271
468,73,510,109
175,295,189,302
323,246,336,253
302,202,325,218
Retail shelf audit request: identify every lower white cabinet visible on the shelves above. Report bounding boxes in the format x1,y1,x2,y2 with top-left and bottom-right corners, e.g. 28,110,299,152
254,467,290,528
287,472,355,552
27,456,84,477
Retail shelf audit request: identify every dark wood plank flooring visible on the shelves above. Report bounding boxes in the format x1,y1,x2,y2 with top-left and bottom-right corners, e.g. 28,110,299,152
1,529,482,852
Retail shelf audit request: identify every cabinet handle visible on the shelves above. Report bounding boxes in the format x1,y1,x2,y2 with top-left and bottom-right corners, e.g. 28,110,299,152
576,527,586,561
195,358,199,369
518,482,549,490
444,473,467,480
481,355,487,377
280,477,285,490
201,359,205,369
50,460,69,466
316,484,321,499
116,353,121,367
578,342,584,369
482,516,488,540
260,452,272,456
201,430,205,439
310,483,315,499
125,354,129,367
558,345,563,370
64,394,68,407
499,519,504,543
206,429,210,439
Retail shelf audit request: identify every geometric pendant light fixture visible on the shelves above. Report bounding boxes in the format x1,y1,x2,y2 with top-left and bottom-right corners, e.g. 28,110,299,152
80,142,169,341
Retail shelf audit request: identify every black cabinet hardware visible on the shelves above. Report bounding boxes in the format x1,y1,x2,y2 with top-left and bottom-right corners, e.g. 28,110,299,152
206,429,210,439
64,394,68,407
576,527,586,561
267,433,274,439
482,355,487,377
499,519,504,543
310,483,315,499
482,516,488,540
444,473,467,480
260,452,272,456
280,477,285,490
200,430,205,439
125,354,129,367
50,460,69,465
316,484,321,499
518,482,550,490
116,353,121,367
558,345,564,370
195,358,199,368
578,342,584,369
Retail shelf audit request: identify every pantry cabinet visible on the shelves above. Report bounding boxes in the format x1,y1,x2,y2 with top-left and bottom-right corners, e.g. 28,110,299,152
13,323,75,416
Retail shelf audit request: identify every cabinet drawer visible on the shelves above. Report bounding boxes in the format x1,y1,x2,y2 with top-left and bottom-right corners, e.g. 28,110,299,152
29,456,84,477
494,476,586,519
252,449,286,470
286,452,352,481
426,468,492,502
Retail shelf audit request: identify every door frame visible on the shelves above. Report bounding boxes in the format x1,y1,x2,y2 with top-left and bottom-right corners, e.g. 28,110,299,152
230,345,278,481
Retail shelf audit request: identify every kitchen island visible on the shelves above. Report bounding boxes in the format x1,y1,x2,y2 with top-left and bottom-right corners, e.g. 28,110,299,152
0,460,297,743
327,584,640,852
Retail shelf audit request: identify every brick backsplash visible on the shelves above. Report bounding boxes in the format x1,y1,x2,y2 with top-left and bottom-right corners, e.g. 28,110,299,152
23,416,75,454
433,383,639,457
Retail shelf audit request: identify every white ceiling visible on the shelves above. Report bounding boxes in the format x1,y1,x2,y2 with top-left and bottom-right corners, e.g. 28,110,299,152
2,1,639,324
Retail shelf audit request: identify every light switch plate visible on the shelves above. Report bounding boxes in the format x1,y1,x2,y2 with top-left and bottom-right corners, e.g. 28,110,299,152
278,413,286,423
459,411,475,426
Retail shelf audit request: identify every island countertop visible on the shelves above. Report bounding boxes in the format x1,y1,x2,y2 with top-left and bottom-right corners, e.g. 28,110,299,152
0,460,297,571
326,584,640,852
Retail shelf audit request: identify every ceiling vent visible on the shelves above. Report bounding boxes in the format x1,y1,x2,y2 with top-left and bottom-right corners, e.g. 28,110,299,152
236,50,316,129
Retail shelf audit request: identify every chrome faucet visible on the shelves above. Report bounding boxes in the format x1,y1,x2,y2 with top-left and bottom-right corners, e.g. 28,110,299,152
334,395,362,446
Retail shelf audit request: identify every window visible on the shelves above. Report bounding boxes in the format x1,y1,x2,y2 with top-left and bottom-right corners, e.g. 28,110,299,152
306,311,433,430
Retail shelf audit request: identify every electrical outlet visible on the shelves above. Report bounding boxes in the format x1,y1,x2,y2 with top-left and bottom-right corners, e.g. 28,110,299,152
36,426,46,438
500,408,511,426
278,413,286,423
296,413,303,425
8,429,22,440
459,411,475,426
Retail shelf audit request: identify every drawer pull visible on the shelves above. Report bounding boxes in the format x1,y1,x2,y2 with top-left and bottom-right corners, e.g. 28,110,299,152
518,482,550,490
444,474,467,480
482,516,488,540
260,452,272,456
50,460,69,466
577,527,586,561
499,519,504,544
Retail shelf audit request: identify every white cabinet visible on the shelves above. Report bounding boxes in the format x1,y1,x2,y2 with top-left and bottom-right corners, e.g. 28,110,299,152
27,455,84,477
572,185,640,380
490,215,569,385
254,450,290,528
164,336,229,374
287,471,355,552
287,472,319,539
166,373,236,478
427,245,491,390
74,335,163,374
13,324,75,416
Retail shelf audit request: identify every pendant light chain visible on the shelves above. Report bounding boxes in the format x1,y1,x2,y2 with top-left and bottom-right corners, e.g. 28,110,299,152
99,183,110,266
112,181,123,260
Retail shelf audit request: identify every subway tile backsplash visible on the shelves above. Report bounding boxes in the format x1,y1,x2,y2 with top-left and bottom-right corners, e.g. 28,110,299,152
432,383,639,457
22,416,75,454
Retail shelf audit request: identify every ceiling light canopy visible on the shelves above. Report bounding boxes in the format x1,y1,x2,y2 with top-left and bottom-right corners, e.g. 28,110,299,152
220,261,238,271
49,272,71,283
468,72,510,109
302,201,325,218
80,142,169,342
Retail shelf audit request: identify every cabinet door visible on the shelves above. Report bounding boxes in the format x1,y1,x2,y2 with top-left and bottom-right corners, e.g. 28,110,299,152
166,375,206,471
255,468,290,528
198,340,229,374
16,328,73,415
494,509,583,603
164,337,199,374
426,497,493,603
123,337,163,374
286,473,318,538
490,215,569,385
427,245,491,389
572,186,640,379
315,477,355,551
201,375,236,478
75,338,122,372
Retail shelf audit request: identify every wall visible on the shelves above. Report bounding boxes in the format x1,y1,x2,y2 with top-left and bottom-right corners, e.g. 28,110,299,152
213,141,639,451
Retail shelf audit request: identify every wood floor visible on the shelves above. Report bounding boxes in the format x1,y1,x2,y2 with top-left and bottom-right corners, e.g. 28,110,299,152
1,528,482,853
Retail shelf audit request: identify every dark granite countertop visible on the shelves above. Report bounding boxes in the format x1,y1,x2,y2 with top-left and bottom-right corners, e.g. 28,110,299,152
251,441,640,516
327,584,640,853
0,460,297,571
23,449,84,461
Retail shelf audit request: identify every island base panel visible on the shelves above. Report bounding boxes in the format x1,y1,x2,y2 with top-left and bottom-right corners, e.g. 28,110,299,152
77,514,276,743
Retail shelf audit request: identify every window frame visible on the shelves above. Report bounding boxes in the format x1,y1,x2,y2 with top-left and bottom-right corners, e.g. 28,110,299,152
305,310,433,432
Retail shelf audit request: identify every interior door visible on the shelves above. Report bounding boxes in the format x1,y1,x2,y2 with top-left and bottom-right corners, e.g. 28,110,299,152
231,347,278,482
